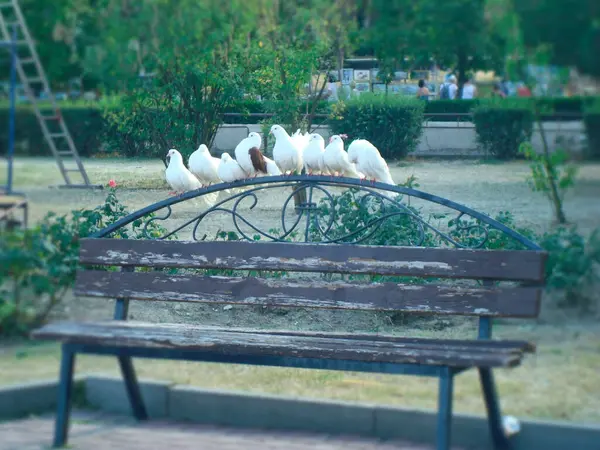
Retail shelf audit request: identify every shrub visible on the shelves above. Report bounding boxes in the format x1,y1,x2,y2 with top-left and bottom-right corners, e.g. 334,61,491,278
424,99,480,121
328,94,425,159
0,187,169,336
540,226,600,310
0,106,107,157
472,102,534,159
584,113,600,159
584,100,600,160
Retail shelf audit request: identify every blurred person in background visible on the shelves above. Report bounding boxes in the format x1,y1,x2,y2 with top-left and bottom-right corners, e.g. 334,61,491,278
461,77,477,99
492,83,506,98
416,79,430,101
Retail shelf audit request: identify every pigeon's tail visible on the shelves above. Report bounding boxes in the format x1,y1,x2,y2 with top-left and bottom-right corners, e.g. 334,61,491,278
195,191,219,209
343,163,363,179
381,172,396,186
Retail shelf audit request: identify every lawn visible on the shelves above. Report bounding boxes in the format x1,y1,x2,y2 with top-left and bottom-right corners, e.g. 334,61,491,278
1,156,600,425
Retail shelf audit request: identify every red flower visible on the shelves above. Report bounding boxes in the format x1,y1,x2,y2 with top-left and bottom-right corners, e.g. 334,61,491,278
108,179,117,188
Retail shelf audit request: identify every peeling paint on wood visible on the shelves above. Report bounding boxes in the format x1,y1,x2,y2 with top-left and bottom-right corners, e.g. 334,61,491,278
31,321,530,368
79,239,547,282
74,270,541,318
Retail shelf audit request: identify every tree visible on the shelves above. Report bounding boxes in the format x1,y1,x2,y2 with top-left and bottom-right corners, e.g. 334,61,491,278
512,0,600,78
103,0,261,157
419,0,506,90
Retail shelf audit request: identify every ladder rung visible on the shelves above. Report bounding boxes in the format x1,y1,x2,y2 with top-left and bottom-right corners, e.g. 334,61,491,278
0,3,15,8
49,133,67,138
64,169,82,172
58,152,74,156
19,57,35,64
5,21,20,28
42,115,60,121
25,77,43,84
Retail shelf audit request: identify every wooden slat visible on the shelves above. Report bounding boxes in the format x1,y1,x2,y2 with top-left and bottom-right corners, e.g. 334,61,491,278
187,326,536,353
75,270,542,318
79,239,547,282
31,321,527,368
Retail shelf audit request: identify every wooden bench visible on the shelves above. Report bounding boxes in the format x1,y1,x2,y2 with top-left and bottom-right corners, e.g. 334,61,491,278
33,237,546,450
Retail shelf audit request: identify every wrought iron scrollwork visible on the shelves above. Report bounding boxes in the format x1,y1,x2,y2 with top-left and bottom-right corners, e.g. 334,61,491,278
93,175,541,251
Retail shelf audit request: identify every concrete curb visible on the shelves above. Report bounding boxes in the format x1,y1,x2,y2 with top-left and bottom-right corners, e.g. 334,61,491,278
0,375,86,420
1,375,599,450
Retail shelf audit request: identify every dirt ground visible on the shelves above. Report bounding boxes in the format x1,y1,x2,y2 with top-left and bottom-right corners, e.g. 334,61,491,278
1,157,600,424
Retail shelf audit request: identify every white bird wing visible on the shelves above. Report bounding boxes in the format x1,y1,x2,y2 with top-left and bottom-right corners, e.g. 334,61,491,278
291,130,310,153
189,152,222,185
234,138,254,176
264,156,282,175
218,159,247,183
303,141,324,173
338,150,362,179
362,151,395,185
273,138,302,173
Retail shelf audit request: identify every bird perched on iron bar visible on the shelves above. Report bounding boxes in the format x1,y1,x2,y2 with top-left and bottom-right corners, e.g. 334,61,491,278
322,135,362,178
347,139,395,185
270,124,304,175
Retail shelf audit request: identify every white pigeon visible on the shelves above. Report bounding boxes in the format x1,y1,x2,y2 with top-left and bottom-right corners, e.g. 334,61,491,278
234,132,263,177
290,128,310,153
322,135,362,178
188,144,222,185
165,149,218,206
303,133,327,175
347,139,396,185
217,152,247,183
165,149,202,194
270,124,303,175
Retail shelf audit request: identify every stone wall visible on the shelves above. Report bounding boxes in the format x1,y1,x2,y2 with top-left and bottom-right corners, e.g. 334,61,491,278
211,121,587,158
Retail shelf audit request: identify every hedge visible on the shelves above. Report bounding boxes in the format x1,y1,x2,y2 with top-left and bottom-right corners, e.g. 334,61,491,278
0,96,598,159
0,106,106,157
472,102,534,159
584,100,600,159
328,94,424,159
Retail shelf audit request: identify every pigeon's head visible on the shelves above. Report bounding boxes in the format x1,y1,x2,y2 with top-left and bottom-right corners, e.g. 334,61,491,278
269,125,285,138
221,152,232,162
247,132,262,146
166,149,182,165
329,135,344,146
197,144,209,153
309,133,324,143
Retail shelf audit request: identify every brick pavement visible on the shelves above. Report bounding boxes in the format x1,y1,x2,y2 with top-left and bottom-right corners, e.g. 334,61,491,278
0,411,466,450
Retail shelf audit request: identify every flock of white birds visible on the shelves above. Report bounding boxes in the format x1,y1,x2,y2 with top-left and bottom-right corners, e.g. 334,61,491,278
164,125,396,198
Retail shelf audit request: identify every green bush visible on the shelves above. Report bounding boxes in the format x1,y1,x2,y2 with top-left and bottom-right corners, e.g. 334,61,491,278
0,187,169,336
472,102,534,159
424,99,480,121
584,113,600,159
0,106,107,157
540,226,600,309
583,100,600,159
328,94,425,159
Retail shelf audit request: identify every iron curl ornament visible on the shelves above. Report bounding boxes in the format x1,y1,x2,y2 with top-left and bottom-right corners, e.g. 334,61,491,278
93,175,541,251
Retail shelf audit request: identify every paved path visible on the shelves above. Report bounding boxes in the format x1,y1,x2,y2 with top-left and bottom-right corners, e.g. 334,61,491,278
0,411,466,450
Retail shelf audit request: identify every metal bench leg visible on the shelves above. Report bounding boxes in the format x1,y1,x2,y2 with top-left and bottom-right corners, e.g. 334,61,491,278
479,368,512,449
437,367,454,450
53,345,76,448
118,356,148,420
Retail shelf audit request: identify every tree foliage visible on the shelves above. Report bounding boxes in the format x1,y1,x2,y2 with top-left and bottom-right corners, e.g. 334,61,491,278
512,0,600,77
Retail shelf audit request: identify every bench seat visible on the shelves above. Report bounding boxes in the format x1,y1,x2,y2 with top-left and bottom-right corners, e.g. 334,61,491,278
33,321,535,368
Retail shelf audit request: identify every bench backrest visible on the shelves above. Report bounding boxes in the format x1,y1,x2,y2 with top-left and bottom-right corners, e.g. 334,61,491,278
76,238,546,319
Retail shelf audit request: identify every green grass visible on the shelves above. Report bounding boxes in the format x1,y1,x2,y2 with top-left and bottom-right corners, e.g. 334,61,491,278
1,326,599,424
